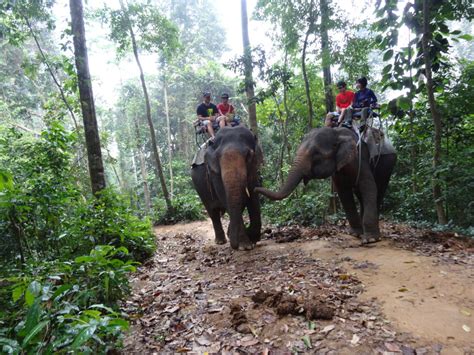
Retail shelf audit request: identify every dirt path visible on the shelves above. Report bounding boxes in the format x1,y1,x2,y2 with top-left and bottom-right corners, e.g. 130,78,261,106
123,220,473,354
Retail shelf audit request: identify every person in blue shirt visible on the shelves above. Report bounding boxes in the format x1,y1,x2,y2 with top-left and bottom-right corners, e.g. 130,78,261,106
342,77,378,128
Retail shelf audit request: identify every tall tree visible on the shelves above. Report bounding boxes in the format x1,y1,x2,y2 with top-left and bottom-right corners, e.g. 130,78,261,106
241,0,258,136
134,118,152,213
302,0,317,130
162,69,174,197
375,0,473,224
101,0,179,213
421,0,446,224
69,0,106,195
319,0,334,115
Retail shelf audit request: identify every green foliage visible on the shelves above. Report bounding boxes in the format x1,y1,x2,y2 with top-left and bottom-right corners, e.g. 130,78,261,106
154,193,205,225
0,246,133,353
382,60,474,228
261,182,332,226
0,121,155,352
65,189,156,262
97,3,180,60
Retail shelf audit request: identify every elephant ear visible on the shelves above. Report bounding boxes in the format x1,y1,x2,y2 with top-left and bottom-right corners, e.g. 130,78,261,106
204,145,220,174
336,131,357,171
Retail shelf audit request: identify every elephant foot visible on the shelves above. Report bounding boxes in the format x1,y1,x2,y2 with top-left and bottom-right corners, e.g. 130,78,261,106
238,240,255,251
360,233,380,245
215,237,227,245
247,229,261,244
349,227,363,237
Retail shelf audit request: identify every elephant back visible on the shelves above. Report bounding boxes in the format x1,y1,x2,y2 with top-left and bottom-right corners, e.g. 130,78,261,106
363,127,396,160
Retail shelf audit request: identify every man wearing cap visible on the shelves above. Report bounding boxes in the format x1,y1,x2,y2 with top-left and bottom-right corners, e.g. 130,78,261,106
216,93,235,129
197,92,219,140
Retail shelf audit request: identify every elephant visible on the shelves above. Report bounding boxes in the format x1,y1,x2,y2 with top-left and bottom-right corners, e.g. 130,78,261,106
255,127,397,244
191,125,263,250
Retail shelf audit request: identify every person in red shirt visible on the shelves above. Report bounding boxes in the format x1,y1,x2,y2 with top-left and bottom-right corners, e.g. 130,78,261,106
216,93,235,128
324,81,355,127
335,81,355,125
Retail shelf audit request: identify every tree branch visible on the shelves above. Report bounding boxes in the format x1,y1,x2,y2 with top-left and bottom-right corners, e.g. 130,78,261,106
23,15,80,132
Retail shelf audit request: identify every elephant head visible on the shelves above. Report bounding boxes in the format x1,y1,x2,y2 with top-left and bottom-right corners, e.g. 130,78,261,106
255,127,357,200
205,126,263,250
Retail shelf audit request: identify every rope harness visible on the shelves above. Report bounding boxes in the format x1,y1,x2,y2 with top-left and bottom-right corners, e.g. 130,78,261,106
353,109,385,186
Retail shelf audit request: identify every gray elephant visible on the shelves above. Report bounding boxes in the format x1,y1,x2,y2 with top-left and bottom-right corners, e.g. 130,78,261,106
255,127,396,244
191,126,263,250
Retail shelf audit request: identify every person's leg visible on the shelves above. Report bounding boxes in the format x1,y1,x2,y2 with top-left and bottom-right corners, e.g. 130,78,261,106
342,108,353,128
338,108,346,125
218,116,226,128
207,121,215,138
361,107,369,121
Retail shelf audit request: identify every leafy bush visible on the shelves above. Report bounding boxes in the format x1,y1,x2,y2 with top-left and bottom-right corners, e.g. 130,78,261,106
154,193,205,225
261,182,333,227
0,122,156,353
65,189,156,262
0,246,133,354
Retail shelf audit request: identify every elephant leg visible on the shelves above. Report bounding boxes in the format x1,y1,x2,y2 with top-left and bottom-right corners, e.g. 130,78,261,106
354,189,364,220
334,178,363,236
246,193,262,244
227,212,253,250
372,153,397,212
209,208,226,245
358,168,380,243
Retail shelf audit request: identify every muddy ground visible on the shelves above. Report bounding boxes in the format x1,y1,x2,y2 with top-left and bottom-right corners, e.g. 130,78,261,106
123,220,473,354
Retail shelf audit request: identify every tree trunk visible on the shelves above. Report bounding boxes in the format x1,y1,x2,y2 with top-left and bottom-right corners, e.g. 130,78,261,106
302,0,315,131
69,0,106,195
320,0,337,213
134,119,151,214
320,0,334,113
241,0,258,137
407,31,417,194
163,73,174,197
302,28,314,131
422,0,447,225
119,0,172,213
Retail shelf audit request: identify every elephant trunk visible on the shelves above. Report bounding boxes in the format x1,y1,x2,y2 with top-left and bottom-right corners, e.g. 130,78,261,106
255,151,309,200
220,151,248,249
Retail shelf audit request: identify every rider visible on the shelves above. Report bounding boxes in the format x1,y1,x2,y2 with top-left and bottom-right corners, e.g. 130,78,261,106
196,92,219,140
343,77,378,128
326,80,355,127
216,93,235,129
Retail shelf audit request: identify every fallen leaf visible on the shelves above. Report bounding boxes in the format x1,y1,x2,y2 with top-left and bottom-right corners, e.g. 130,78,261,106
462,325,471,332
176,348,192,353
195,336,211,346
398,288,408,292
351,334,360,345
207,306,224,313
460,309,471,317
320,324,335,334
240,338,258,346
385,342,401,352
302,335,312,349
163,305,180,313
